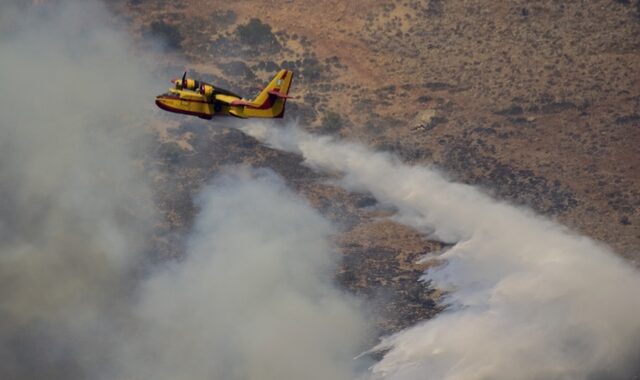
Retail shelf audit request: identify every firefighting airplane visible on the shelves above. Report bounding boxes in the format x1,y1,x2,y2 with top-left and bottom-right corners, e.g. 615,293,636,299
155,69,293,119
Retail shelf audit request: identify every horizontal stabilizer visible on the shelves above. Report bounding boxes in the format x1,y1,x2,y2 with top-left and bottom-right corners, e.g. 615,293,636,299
267,89,290,99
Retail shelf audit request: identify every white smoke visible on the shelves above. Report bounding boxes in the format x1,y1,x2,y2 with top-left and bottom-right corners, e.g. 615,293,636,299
0,1,156,378
114,170,370,380
241,123,640,380
0,3,371,379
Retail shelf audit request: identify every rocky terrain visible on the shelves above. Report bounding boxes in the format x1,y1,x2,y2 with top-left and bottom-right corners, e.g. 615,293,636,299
109,0,639,333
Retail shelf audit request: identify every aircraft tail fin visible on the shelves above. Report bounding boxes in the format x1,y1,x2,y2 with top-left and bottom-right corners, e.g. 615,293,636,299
243,69,293,118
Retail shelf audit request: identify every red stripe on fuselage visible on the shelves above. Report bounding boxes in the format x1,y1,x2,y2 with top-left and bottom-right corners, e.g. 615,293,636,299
156,95,213,104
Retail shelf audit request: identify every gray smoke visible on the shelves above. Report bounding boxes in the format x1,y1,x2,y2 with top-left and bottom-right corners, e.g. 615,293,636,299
114,170,369,380
0,2,370,379
242,123,640,380
0,1,155,378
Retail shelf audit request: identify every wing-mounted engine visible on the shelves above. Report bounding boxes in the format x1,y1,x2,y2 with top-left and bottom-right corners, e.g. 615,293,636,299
199,83,214,98
171,72,200,91
171,72,218,100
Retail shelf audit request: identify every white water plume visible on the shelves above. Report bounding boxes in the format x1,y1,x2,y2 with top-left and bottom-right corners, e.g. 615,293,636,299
241,123,640,380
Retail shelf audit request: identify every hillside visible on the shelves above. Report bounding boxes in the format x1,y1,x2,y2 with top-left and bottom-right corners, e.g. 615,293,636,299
111,0,640,332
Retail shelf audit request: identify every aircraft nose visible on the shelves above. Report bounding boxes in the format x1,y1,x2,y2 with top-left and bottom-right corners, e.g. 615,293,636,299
155,95,165,109
155,95,170,112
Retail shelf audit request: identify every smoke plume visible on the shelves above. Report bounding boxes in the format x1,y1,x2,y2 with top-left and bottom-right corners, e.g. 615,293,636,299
0,2,370,379
114,170,369,380
0,1,156,378
242,124,640,380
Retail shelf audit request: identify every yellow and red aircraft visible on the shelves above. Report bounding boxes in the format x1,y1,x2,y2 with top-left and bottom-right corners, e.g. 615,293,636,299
155,69,293,119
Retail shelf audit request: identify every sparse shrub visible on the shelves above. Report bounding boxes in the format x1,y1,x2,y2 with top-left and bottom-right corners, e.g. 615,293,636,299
211,9,237,26
146,20,183,51
319,111,344,134
615,114,640,125
219,61,256,80
281,60,296,71
210,36,239,57
300,57,324,82
251,60,279,73
158,142,184,165
265,60,279,72
285,102,317,125
495,105,523,116
381,85,396,93
423,116,447,131
236,18,280,51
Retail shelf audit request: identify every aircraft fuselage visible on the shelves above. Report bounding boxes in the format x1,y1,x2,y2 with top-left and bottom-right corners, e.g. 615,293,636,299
155,89,226,120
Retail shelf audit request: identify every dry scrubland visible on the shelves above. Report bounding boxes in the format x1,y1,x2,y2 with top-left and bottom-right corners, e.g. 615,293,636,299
112,0,640,332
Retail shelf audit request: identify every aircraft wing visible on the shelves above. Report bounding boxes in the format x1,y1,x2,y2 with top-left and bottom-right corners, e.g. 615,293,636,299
214,94,243,105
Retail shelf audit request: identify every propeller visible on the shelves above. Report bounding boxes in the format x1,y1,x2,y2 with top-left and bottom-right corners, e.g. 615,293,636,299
171,71,188,88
